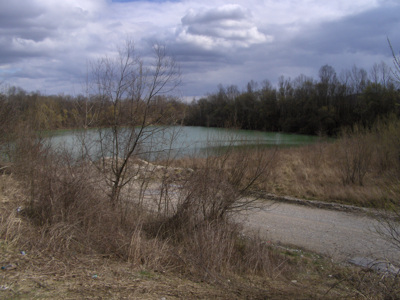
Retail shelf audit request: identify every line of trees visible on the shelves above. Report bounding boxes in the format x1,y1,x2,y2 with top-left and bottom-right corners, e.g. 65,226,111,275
0,85,186,132
1,63,399,138
184,63,400,136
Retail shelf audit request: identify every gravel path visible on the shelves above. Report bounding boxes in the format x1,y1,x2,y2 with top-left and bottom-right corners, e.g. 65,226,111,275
239,201,400,267
137,179,399,269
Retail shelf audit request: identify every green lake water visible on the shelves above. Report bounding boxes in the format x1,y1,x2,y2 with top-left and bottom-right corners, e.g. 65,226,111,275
48,126,320,161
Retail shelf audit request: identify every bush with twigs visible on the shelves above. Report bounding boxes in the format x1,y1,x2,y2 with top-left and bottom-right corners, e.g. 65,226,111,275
0,125,283,284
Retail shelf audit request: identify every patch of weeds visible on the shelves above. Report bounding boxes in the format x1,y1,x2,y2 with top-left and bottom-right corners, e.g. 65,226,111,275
138,269,154,278
284,250,301,257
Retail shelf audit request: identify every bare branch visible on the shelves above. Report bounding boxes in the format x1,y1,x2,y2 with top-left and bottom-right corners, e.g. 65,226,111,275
84,39,181,206
388,38,400,85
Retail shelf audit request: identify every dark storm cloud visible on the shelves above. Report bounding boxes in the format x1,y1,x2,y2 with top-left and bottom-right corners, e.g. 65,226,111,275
0,1,43,27
0,0,91,66
293,2,400,57
0,0,104,93
0,1,47,63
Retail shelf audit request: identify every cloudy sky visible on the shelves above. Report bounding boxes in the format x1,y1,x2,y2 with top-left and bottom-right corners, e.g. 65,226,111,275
0,0,399,98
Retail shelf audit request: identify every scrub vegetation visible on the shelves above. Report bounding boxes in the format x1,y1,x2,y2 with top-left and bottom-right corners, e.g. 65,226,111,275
258,117,400,208
0,40,399,298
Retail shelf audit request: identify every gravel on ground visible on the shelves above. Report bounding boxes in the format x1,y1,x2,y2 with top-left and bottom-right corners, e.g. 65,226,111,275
238,200,400,268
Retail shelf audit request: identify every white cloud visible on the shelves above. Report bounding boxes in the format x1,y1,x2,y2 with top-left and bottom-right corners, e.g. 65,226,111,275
177,5,271,50
0,0,398,97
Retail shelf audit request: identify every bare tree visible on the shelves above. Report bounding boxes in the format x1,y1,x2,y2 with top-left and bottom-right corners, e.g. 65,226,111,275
318,65,338,109
349,65,369,94
388,38,400,86
369,61,392,88
87,40,181,206
74,62,98,129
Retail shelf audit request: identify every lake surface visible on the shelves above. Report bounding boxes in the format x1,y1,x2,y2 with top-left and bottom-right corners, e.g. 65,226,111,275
49,126,320,161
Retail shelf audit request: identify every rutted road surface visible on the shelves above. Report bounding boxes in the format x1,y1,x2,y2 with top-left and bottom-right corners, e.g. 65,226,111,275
239,200,400,268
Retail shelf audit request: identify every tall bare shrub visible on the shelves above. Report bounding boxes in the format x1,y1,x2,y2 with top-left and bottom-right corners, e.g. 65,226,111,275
160,135,276,237
84,39,181,206
372,116,400,174
336,125,372,186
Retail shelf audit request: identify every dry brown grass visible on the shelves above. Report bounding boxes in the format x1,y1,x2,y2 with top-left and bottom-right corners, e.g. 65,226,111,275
254,119,400,208
1,120,400,298
1,167,399,298
263,143,388,206
0,176,310,299
171,138,398,208
0,132,288,297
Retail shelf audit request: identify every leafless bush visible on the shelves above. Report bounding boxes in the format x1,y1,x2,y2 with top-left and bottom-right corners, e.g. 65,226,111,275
348,268,400,299
2,111,282,284
7,144,172,269
150,218,280,282
336,124,373,186
0,88,17,157
371,117,400,174
15,141,279,278
84,39,181,207
167,140,276,228
138,138,281,280
176,220,239,277
377,207,400,251
0,198,25,246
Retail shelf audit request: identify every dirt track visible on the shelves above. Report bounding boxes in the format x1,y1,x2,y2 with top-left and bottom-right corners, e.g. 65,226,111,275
239,200,400,266
139,178,400,268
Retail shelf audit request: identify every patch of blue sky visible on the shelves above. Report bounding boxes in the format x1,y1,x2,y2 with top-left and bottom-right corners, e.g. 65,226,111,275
0,68,19,75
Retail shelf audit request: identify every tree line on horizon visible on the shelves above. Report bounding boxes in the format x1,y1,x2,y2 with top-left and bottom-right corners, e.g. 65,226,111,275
184,63,400,136
1,62,399,137
0,86,186,134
